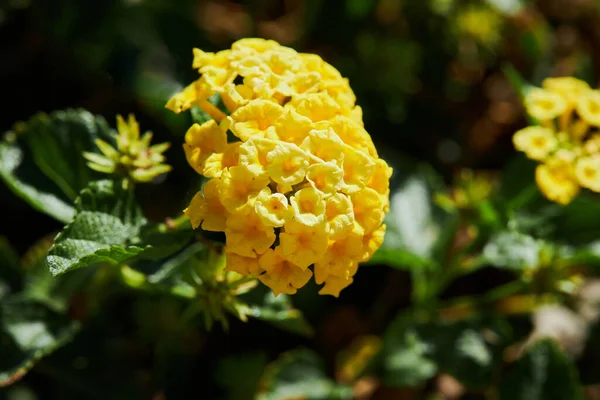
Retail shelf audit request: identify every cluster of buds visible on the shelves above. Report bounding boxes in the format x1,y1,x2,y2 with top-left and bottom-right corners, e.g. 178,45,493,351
167,38,391,297
513,77,600,204
84,114,171,183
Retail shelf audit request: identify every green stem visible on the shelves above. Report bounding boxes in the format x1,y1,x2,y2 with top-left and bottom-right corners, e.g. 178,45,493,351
507,184,539,211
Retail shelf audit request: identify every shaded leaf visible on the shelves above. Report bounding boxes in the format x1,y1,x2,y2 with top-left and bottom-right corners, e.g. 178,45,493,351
12,109,114,200
0,141,74,223
215,353,268,400
257,349,352,400
0,298,80,387
240,286,314,337
381,315,511,388
499,339,583,400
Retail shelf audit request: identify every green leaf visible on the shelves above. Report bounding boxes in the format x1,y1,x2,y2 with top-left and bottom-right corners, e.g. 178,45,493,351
215,353,268,400
257,349,352,400
381,326,438,387
12,109,115,200
0,298,80,387
500,154,542,211
499,339,583,400
0,109,116,222
46,180,147,276
0,141,74,223
483,231,544,270
555,193,600,245
240,286,314,337
369,160,456,270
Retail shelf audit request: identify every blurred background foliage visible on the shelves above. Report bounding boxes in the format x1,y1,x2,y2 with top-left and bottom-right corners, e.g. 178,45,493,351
4,0,600,399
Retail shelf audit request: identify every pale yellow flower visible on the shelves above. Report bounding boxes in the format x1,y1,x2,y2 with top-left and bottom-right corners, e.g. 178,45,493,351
524,88,568,121
575,156,600,192
577,90,600,126
513,126,558,161
535,160,580,205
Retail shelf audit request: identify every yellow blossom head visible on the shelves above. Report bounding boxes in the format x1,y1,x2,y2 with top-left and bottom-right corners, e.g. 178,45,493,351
84,114,171,183
169,38,391,296
511,77,600,205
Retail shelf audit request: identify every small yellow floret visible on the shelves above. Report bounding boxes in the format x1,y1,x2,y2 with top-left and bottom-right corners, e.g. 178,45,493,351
542,77,590,106
290,187,326,226
524,88,568,121
577,90,600,126
280,220,329,269
225,206,276,258
254,188,293,227
575,156,600,192
258,247,313,296
225,251,262,275
218,166,270,212
184,178,228,231
512,126,558,161
535,160,580,205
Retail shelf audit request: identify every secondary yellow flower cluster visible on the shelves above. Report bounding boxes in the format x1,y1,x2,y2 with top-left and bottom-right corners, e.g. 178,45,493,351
84,114,171,183
513,77,600,205
167,38,391,297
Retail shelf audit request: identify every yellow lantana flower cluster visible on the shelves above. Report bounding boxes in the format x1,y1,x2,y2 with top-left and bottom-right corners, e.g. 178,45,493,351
513,77,600,205
167,38,391,297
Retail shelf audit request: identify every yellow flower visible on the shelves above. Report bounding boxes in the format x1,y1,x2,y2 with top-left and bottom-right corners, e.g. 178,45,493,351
361,224,387,262
512,126,558,161
221,83,254,112
342,145,376,194
577,90,600,126
238,136,278,174
273,108,313,145
184,178,228,231
524,88,567,121
575,156,600,192
258,247,313,296
324,116,378,157
225,251,262,275
218,166,270,212
203,142,241,178
306,161,344,194
290,187,326,227
319,275,354,297
301,128,345,165
227,100,284,141
84,114,171,183
294,92,341,122
535,160,580,205
542,77,590,107
367,158,393,213
225,206,276,258
325,193,355,239
280,220,329,269
351,188,385,235
183,120,228,175
165,82,204,114
254,188,293,227
171,38,392,296
266,142,311,186
314,230,363,283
